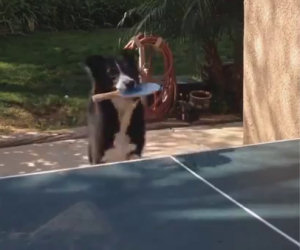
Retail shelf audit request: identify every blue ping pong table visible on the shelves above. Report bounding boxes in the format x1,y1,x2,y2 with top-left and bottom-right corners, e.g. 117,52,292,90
0,139,299,250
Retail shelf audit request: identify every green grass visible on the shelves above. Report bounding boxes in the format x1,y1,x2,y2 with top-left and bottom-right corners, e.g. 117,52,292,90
0,29,125,131
0,29,233,132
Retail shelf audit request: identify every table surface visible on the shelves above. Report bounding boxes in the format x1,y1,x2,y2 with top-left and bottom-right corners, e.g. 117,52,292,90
0,139,299,250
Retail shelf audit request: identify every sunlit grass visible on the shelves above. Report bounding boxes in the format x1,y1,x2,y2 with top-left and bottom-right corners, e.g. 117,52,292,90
0,29,233,131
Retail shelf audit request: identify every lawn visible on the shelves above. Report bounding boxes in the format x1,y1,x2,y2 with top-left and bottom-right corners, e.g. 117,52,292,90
0,29,233,133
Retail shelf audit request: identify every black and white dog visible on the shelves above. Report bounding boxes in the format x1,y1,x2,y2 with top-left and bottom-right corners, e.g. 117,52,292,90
84,52,145,164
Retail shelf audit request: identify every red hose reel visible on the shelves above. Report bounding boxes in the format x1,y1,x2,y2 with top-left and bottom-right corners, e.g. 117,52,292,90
124,34,177,122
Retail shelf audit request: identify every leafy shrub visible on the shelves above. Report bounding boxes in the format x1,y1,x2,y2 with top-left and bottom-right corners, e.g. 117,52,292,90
0,0,144,34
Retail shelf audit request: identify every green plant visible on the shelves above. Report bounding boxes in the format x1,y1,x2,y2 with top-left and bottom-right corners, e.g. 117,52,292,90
0,0,146,34
0,0,37,33
120,0,243,114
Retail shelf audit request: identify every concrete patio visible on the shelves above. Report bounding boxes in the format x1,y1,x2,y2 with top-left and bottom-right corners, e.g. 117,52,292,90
0,122,243,177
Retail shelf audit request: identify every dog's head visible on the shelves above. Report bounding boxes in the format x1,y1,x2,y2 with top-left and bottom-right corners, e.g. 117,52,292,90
84,51,139,94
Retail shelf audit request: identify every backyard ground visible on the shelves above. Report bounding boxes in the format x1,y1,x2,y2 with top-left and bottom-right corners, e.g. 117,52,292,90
0,122,243,177
0,30,241,178
0,29,233,134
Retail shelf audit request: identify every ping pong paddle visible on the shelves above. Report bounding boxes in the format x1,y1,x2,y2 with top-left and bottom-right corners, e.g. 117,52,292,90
92,83,161,102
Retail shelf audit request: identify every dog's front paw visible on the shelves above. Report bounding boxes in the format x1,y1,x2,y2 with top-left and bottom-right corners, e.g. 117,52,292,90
128,154,141,160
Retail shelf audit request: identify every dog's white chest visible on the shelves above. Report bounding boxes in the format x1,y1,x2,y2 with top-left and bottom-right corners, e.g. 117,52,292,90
102,132,136,162
102,98,138,162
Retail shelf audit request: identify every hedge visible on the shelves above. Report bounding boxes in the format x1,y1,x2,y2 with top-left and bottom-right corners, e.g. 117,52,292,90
0,0,143,34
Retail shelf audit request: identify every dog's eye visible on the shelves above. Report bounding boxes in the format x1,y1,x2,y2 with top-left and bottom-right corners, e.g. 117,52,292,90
106,67,119,78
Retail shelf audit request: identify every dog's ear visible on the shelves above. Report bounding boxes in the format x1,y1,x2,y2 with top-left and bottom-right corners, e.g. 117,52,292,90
83,55,109,94
83,55,107,80
120,49,139,66
84,55,105,71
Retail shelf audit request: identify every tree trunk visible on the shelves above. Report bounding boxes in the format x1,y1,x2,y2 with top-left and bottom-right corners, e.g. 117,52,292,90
202,41,226,97
201,40,244,114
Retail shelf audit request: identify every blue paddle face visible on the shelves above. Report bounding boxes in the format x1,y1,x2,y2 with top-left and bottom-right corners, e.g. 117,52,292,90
120,83,161,98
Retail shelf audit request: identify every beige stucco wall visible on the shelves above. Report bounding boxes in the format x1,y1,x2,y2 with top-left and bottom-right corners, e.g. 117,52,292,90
244,0,300,144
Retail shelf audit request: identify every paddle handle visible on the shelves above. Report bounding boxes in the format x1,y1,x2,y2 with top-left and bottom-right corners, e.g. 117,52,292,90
92,90,121,102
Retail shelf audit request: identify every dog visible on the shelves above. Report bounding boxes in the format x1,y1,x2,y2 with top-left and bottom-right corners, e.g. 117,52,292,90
84,51,145,164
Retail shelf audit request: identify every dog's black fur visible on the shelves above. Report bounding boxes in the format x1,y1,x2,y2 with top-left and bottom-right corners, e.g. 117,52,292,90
84,52,145,164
